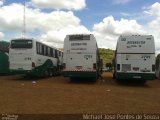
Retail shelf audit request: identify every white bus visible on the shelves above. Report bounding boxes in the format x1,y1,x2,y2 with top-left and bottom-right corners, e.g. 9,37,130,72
62,34,102,80
9,38,63,77
113,35,155,82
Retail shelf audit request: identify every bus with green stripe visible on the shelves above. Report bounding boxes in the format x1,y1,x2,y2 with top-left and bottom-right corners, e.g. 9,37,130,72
113,35,155,83
0,41,10,74
62,34,102,80
9,38,63,77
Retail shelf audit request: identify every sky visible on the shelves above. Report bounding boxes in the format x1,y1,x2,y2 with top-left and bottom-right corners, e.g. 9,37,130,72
0,0,160,53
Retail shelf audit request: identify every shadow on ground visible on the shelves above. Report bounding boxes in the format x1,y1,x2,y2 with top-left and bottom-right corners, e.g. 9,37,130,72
69,78,97,84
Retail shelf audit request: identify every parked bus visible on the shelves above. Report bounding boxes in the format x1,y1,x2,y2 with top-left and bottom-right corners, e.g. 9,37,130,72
155,54,160,79
113,35,155,83
62,34,102,80
0,41,10,74
9,38,63,77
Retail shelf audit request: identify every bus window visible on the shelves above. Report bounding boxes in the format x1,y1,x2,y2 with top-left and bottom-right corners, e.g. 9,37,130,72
69,35,90,41
42,45,44,55
11,40,32,48
39,44,42,55
44,46,47,56
36,43,38,54
53,49,55,58
55,50,58,58
59,51,61,56
46,46,48,56
36,42,40,54
50,48,53,57
48,47,51,57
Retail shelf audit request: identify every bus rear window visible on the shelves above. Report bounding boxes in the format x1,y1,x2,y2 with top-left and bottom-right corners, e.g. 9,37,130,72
11,40,32,49
69,35,90,41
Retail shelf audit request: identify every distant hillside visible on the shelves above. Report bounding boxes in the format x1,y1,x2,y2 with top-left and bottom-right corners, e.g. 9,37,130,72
99,48,115,66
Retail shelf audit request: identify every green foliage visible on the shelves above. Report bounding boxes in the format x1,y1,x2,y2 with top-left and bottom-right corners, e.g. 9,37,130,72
98,48,115,66
0,41,10,53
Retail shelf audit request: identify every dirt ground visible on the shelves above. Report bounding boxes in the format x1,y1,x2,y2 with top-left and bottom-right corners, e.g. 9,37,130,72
0,72,160,114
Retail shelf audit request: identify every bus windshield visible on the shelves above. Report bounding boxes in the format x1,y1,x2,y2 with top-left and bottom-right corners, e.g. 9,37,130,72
11,40,32,49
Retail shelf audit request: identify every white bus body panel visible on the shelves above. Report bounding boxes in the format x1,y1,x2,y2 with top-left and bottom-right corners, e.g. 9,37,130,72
115,35,155,80
9,49,34,70
63,34,99,78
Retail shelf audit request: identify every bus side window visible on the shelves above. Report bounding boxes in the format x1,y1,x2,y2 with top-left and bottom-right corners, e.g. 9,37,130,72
39,44,42,55
46,46,49,56
48,47,52,57
44,46,47,56
42,45,44,55
55,50,58,58
38,43,40,54
59,51,61,56
50,48,53,57
36,42,39,54
37,43,41,54
46,46,50,56
53,49,55,58
57,51,59,57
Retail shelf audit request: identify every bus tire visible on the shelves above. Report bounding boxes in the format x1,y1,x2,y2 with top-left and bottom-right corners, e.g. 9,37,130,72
158,71,160,80
49,69,53,77
43,70,49,77
52,71,56,76
113,72,115,79
92,78,97,82
140,80,146,85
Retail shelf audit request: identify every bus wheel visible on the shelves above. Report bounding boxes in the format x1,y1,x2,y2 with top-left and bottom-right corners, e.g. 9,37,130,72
52,71,56,76
158,72,160,80
92,78,97,82
43,70,49,77
140,80,146,85
49,70,53,77
113,72,115,79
